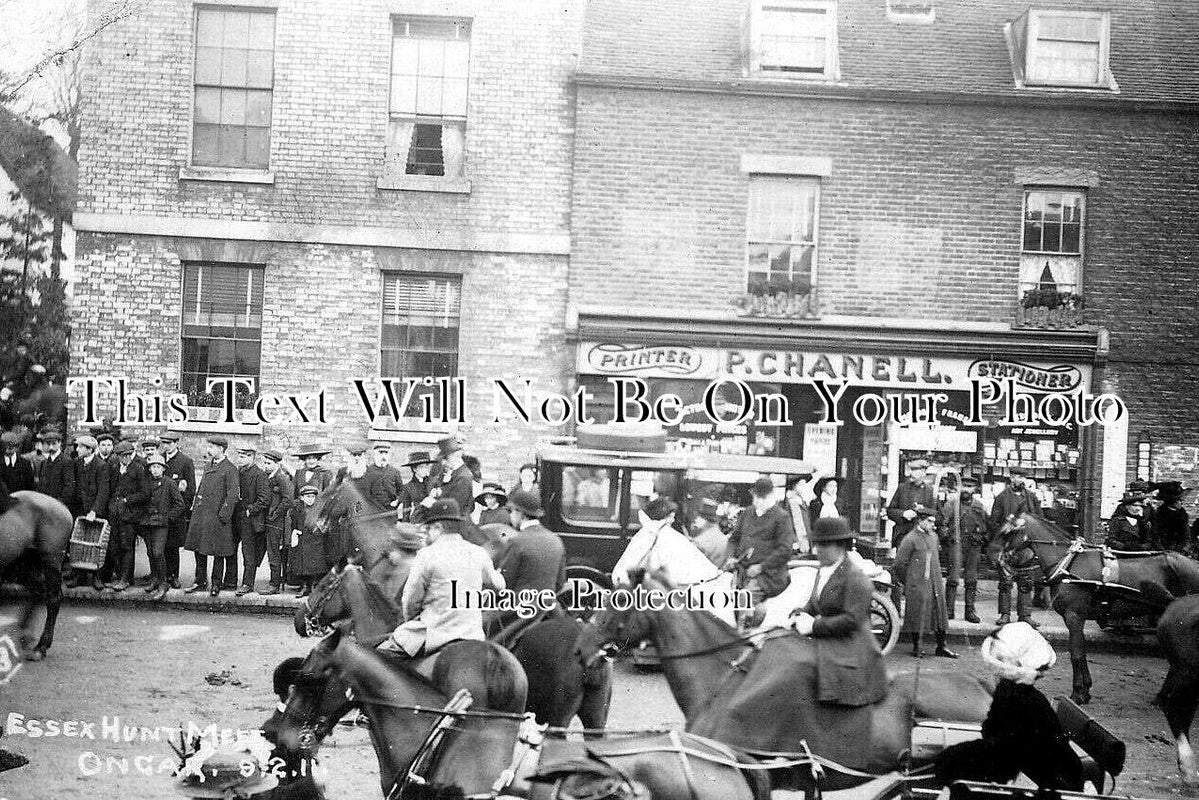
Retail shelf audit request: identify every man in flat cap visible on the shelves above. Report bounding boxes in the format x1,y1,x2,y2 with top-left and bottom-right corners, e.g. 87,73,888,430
185,436,241,596
989,467,1040,626
886,458,937,610
1,430,34,494
104,440,149,591
942,477,988,623
258,449,294,595
160,431,195,588
35,429,75,509
233,444,271,595
68,435,109,588
366,441,404,512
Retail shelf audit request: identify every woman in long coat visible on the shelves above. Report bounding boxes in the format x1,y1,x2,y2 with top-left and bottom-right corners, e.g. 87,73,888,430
893,505,958,658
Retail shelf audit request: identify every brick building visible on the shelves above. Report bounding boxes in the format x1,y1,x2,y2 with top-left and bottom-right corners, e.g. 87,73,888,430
567,0,1199,541
71,0,582,476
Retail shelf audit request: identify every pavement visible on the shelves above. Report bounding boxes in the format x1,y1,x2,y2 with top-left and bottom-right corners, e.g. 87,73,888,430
47,555,1162,656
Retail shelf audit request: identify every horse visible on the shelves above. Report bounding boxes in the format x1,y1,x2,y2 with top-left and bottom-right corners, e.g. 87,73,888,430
0,490,73,661
1004,513,1199,704
578,568,995,792
1154,593,1199,786
298,560,613,731
269,628,769,800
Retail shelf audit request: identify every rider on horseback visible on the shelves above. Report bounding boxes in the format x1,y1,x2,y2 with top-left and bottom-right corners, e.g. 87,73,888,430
990,467,1039,626
723,477,795,626
1107,490,1156,551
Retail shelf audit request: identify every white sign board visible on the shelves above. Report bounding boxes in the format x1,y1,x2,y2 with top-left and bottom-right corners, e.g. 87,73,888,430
802,424,838,475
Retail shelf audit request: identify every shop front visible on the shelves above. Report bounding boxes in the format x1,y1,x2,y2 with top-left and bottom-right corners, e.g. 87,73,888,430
571,312,1105,548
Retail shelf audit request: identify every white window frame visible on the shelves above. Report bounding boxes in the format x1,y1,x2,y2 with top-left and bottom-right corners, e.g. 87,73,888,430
886,0,935,25
746,0,839,80
1021,9,1114,89
744,174,821,298
1019,186,1086,297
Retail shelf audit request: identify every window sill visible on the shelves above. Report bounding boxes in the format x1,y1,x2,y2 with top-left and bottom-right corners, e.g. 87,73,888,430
376,174,472,194
748,69,838,83
180,166,276,185
169,406,264,435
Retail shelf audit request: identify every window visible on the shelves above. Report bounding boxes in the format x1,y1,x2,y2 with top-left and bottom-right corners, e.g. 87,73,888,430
181,263,264,407
886,0,934,23
561,466,618,526
747,1,838,78
1009,10,1114,89
381,273,461,380
1020,188,1084,296
193,7,275,169
386,17,471,178
746,176,819,296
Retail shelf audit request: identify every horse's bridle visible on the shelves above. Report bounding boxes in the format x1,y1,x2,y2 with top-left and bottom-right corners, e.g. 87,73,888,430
302,569,346,637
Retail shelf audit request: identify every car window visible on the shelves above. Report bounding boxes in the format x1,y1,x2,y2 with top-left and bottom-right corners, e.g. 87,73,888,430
561,466,619,527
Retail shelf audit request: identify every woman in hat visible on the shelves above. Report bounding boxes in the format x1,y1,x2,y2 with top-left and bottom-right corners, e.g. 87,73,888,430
475,482,509,526
512,462,539,496
792,517,888,706
935,622,1083,790
1107,491,1152,551
892,505,957,658
142,453,185,599
291,443,333,499
1154,481,1191,554
808,475,844,524
287,485,328,597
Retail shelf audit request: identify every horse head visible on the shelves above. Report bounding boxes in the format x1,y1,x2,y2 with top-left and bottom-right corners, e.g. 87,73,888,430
294,567,345,637
589,567,665,660
267,628,355,755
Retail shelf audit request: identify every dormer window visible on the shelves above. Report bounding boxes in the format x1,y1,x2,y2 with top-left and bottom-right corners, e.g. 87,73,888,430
746,0,839,79
1008,9,1116,90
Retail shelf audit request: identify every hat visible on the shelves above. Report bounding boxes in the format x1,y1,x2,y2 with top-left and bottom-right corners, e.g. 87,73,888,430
907,459,929,470
140,435,161,447
519,462,537,473
373,441,392,452
235,443,257,454
113,441,136,455
695,496,720,522
205,436,229,449
1127,479,1154,495
981,622,1056,685
298,484,320,497
424,498,463,525
813,476,845,496
912,503,936,518
293,442,331,459
261,449,284,463
37,429,62,443
346,441,369,456
0,431,19,447
146,453,166,467
507,488,543,518
1120,490,1146,505
437,435,464,458
749,477,775,498
810,516,855,543
75,435,98,451
1153,481,1190,500
160,431,181,443
173,743,279,798
475,482,507,505
642,497,677,521
403,450,435,467
390,523,427,552
96,432,116,444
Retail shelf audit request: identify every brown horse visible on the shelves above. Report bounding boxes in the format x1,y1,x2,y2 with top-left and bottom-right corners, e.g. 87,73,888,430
271,629,769,800
1155,593,1199,786
1006,513,1199,704
0,491,72,661
298,561,613,730
580,568,994,791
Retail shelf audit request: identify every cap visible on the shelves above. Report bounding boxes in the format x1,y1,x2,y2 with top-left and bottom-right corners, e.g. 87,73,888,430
96,432,116,444
346,441,369,456
113,441,135,455
37,430,62,443
0,431,19,447
206,435,230,449
146,453,166,467
750,477,775,498
160,431,181,443
75,435,99,451
261,449,284,463
373,442,392,452
236,443,257,454
139,435,161,447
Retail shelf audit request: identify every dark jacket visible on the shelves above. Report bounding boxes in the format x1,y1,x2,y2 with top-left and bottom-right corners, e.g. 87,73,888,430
186,457,241,556
887,479,936,543
1157,505,1189,552
727,504,795,597
1107,514,1152,551
293,464,332,499
438,463,475,513
266,467,294,527
142,475,185,527
988,486,1037,535
0,452,35,493
365,463,404,509
36,452,75,505
398,477,432,519
74,455,110,517
803,558,888,706
498,521,566,593
235,463,271,535
287,503,327,579
164,450,197,510
109,458,150,523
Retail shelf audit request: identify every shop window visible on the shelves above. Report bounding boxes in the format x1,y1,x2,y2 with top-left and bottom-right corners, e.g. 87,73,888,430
386,17,470,178
192,7,275,169
1007,10,1115,90
181,263,264,407
745,0,839,79
746,175,819,299
1020,188,1084,303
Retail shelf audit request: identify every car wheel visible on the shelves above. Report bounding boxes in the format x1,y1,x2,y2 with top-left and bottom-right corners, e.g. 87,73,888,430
871,592,901,655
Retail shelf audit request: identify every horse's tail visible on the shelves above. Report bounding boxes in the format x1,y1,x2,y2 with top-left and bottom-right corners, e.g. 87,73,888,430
483,643,528,713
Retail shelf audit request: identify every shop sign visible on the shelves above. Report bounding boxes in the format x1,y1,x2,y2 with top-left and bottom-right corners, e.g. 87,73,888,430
583,343,706,376
967,359,1084,393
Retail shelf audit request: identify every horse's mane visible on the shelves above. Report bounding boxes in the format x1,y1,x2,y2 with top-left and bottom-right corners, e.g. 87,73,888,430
340,565,401,646
636,567,742,641
1017,512,1075,544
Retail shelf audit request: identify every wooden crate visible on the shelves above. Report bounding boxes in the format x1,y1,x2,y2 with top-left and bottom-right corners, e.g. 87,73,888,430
68,517,111,571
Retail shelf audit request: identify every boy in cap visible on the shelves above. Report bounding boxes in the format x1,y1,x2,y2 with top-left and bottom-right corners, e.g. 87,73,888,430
185,436,241,597
161,431,196,588
141,453,185,598
233,444,271,595
893,505,958,658
288,484,326,597
260,449,294,595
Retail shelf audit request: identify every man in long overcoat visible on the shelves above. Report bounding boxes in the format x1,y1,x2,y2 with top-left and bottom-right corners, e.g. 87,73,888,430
106,440,149,590
988,467,1038,625
893,505,958,658
234,444,272,594
185,436,241,597
70,434,109,588
161,431,196,588
260,449,294,595
886,458,936,610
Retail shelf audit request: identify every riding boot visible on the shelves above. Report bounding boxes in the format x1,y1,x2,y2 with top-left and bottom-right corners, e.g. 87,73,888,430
945,582,957,620
963,583,980,624
996,586,1012,625
1032,585,1048,609
1016,591,1040,628
934,632,959,659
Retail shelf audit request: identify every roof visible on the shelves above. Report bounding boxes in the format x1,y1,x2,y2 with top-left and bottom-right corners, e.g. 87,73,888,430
578,0,1199,105
0,105,76,220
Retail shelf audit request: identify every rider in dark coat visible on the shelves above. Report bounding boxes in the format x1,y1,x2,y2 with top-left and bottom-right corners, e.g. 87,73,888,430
989,468,1039,626
792,517,888,706
1107,491,1154,550
1152,482,1190,553
725,477,795,610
